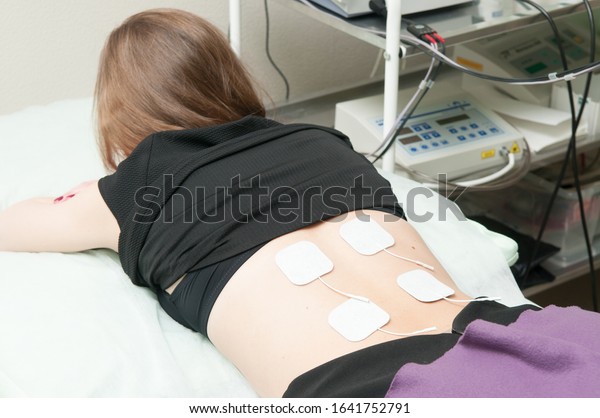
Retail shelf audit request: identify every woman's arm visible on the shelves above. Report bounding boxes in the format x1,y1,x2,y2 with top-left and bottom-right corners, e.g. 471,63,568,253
0,181,119,253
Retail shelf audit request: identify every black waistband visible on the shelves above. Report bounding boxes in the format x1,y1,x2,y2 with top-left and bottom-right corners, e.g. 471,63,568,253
157,245,263,337
283,300,538,398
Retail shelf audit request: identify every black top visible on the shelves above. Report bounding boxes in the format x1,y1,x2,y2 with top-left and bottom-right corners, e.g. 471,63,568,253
98,116,404,291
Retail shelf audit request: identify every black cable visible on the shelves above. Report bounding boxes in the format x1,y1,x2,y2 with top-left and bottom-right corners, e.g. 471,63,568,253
568,0,598,311
403,35,600,86
372,22,449,162
521,0,593,286
519,0,577,260
264,0,290,101
521,0,576,278
372,41,446,163
576,2,600,174
519,0,598,311
301,0,600,87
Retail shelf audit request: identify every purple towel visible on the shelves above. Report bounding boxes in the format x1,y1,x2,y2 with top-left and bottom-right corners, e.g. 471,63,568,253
385,305,600,397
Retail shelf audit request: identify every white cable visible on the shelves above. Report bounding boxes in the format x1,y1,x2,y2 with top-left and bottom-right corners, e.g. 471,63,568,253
382,249,435,271
318,276,438,336
451,152,516,188
442,296,502,303
318,276,370,303
424,151,516,189
377,325,437,336
408,131,531,192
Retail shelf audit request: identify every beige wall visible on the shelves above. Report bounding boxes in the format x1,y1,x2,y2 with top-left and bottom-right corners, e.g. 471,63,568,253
0,0,383,115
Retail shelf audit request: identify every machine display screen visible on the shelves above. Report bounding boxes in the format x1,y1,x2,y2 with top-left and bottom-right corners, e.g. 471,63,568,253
437,114,469,125
525,62,548,74
399,135,421,145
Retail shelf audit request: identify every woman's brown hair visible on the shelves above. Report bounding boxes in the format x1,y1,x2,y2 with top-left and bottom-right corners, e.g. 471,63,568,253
95,8,266,170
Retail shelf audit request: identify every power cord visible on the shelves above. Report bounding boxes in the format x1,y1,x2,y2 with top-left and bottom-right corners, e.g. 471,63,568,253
518,0,598,312
264,0,291,101
370,23,445,163
400,34,600,87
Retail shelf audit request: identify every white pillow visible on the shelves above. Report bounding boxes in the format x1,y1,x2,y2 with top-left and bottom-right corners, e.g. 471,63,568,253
0,98,105,209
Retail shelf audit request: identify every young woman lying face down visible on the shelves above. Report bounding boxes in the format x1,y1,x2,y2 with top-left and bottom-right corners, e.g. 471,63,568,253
5,9,587,398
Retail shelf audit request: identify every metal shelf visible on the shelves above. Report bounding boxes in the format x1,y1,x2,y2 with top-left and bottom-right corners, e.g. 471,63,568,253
269,1,600,172
272,0,600,52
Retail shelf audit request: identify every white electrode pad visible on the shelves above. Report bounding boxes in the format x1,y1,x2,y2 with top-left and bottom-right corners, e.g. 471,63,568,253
275,241,334,285
328,299,390,342
339,217,395,255
396,270,455,302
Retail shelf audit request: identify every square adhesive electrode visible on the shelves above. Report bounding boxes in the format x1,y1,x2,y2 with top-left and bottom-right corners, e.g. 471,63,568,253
339,217,395,255
328,299,390,342
275,241,333,285
396,270,455,302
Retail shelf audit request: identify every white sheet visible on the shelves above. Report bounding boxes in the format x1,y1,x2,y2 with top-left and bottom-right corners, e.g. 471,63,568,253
0,99,256,397
380,170,528,307
0,98,529,397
